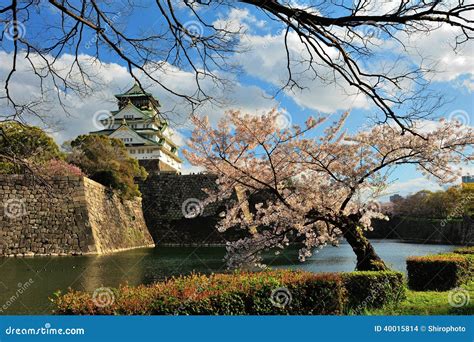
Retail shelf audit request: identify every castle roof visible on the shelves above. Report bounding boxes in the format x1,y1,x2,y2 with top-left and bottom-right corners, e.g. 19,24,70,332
117,82,150,95
111,101,154,119
91,121,179,151
109,124,182,162
115,82,161,108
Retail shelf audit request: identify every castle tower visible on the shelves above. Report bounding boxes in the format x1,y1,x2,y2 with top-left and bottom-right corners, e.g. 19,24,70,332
90,83,182,174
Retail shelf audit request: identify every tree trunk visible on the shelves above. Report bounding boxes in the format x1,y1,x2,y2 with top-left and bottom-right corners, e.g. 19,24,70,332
342,222,388,271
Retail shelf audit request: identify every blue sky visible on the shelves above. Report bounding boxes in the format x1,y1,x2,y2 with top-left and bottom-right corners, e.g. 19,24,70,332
1,1,472,198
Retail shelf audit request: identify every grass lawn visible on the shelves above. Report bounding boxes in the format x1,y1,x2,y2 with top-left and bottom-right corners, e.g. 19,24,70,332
364,282,474,315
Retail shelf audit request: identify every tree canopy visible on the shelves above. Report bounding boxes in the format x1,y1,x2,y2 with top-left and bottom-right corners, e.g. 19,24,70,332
67,134,148,198
390,187,474,219
0,121,64,174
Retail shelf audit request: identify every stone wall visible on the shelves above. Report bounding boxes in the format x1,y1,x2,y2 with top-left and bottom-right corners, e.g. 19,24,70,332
0,175,154,256
368,216,473,245
139,173,474,246
139,173,243,245
139,160,179,175
82,177,155,253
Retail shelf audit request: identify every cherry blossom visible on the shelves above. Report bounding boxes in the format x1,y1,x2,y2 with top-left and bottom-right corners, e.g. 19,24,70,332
184,110,473,270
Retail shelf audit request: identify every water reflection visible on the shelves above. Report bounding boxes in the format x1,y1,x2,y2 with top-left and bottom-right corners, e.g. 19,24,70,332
0,240,457,314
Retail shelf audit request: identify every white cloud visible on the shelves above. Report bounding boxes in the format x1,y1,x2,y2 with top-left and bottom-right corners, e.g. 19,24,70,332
0,51,279,145
398,25,474,89
382,163,474,200
356,0,403,15
450,164,474,180
357,0,474,91
235,30,371,113
181,164,206,175
217,1,474,117
384,177,444,197
214,8,266,33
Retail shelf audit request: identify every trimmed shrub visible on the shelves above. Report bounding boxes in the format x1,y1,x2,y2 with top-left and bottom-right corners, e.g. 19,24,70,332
462,254,474,279
407,254,473,291
54,270,346,315
453,246,474,255
53,269,406,315
343,271,406,313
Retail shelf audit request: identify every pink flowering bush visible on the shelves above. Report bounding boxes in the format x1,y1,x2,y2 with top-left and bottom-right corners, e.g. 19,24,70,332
34,159,84,178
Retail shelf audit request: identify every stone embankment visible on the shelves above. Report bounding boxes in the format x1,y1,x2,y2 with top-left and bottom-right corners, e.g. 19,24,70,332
0,175,154,257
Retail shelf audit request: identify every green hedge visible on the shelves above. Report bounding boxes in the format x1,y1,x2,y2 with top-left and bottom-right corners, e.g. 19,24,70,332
343,271,406,313
407,254,473,291
453,246,474,255
53,270,405,315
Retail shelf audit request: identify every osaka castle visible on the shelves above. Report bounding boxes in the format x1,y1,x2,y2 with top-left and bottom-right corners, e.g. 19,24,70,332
91,83,182,174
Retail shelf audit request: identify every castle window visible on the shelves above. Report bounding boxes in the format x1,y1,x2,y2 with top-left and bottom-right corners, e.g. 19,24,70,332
124,115,133,119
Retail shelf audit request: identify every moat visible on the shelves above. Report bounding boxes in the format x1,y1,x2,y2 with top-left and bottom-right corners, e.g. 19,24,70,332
0,240,458,314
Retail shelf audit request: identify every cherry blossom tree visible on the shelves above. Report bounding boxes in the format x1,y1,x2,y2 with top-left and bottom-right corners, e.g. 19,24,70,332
184,110,473,271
